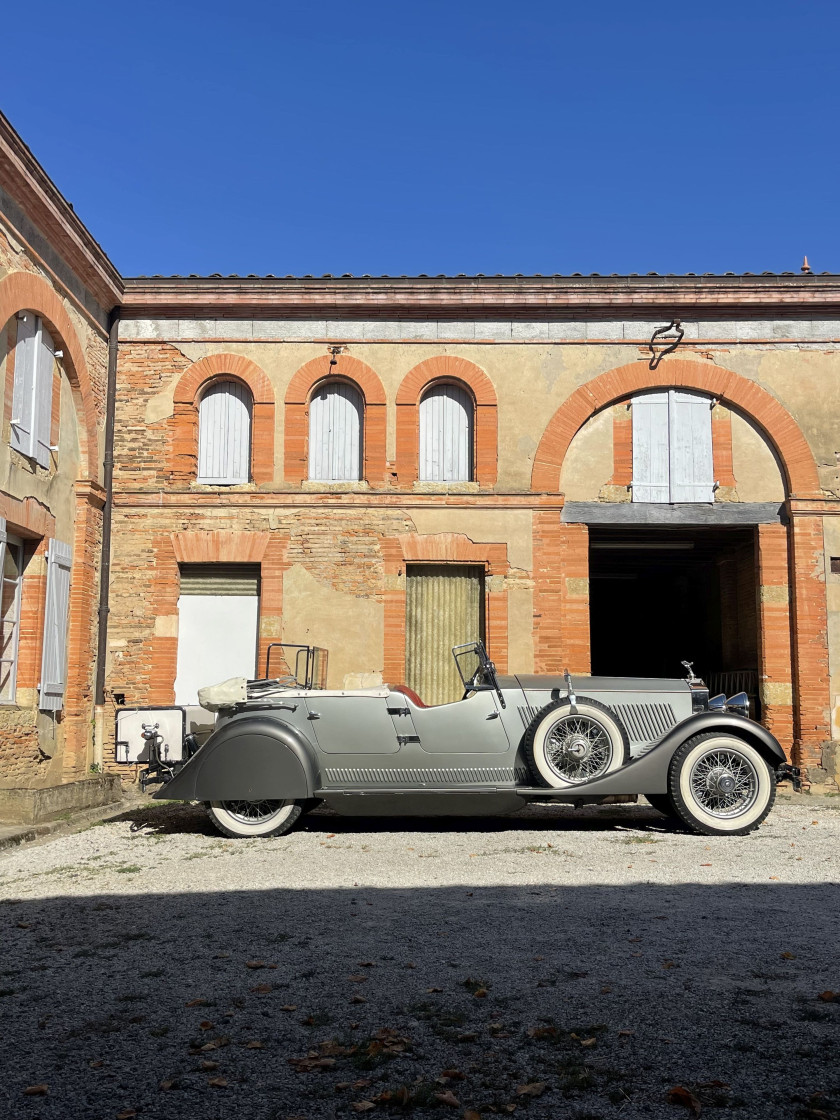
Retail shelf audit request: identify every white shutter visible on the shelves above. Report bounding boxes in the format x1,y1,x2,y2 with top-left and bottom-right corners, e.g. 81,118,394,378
669,392,714,502
419,383,473,482
308,381,362,481
34,323,55,468
197,381,252,484
11,313,38,458
39,539,72,711
631,393,670,502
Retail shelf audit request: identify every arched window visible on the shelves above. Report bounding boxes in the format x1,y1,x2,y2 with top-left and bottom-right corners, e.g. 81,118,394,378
308,381,363,481
197,380,252,484
419,382,474,482
631,389,714,502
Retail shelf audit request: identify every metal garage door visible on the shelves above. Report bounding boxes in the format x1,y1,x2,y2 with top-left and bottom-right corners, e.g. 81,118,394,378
405,564,484,706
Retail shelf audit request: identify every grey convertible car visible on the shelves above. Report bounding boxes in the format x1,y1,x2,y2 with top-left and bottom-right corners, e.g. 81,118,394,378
147,642,799,839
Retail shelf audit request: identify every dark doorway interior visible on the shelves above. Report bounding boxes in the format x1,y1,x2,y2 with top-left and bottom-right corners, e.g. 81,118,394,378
588,526,760,709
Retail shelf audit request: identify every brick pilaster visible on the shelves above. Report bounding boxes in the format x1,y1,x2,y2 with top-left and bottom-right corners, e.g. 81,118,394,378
788,513,831,773
755,523,794,750
533,513,590,674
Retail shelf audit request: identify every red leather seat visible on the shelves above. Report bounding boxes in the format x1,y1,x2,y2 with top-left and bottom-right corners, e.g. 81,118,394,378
390,683,430,709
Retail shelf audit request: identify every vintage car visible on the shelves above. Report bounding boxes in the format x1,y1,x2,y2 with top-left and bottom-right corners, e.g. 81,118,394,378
142,641,799,839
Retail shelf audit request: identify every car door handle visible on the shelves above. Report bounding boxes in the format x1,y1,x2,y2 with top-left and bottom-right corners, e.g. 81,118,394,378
485,711,500,720
307,712,321,720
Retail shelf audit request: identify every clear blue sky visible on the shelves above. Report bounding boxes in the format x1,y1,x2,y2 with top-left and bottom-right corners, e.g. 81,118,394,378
4,0,838,277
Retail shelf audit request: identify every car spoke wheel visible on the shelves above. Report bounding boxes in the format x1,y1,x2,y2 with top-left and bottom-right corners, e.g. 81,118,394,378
669,733,775,835
525,698,629,789
207,799,303,838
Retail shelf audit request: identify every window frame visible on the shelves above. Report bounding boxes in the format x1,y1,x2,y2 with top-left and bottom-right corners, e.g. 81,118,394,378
307,377,364,482
0,533,25,705
196,378,254,486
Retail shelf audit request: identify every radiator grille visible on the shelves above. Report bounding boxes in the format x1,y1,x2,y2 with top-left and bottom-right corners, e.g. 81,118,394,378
324,766,528,787
612,702,677,745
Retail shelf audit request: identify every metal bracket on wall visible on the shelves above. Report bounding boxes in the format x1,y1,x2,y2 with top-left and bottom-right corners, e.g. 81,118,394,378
648,319,684,370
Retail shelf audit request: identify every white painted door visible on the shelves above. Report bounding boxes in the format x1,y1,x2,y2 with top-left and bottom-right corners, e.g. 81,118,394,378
308,381,363,480
174,565,260,704
419,383,474,482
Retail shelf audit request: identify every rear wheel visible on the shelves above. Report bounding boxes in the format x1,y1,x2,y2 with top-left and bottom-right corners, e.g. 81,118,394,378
207,799,303,838
668,733,776,835
525,698,629,789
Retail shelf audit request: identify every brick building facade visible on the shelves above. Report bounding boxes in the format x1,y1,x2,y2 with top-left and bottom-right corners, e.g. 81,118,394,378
1,113,839,799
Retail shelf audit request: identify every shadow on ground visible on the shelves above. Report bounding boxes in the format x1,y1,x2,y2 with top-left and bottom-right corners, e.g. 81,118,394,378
1,875,838,1119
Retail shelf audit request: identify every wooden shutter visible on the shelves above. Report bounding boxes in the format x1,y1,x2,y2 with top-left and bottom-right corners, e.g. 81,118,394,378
308,381,363,481
0,517,8,697
631,393,670,502
668,391,714,502
34,323,55,468
419,384,474,482
39,539,72,711
197,381,252,484
405,565,484,705
11,313,38,458
179,563,261,596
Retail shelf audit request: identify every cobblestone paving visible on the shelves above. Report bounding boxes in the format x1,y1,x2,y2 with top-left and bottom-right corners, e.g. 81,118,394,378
0,798,838,1120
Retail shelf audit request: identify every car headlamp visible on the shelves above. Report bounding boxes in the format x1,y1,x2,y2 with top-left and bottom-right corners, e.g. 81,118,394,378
725,691,749,718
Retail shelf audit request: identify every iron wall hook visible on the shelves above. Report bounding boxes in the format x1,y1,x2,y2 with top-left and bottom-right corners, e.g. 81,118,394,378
648,319,684,370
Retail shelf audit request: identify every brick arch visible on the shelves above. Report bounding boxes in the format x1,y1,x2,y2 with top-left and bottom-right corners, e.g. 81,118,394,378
395,356,498,488
284,354,387,486
171,353,275,485
0,271,99,481
531,358,821,498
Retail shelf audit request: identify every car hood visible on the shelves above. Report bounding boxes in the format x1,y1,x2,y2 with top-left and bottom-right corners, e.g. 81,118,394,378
499,674,692,694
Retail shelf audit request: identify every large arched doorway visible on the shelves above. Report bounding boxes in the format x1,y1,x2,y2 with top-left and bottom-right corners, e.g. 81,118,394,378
531,358,828,772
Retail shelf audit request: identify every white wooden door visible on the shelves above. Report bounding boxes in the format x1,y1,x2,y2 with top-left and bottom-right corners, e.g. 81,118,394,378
419,383,473,482
631,392,670,502
197,381,252,484
174,565,260,705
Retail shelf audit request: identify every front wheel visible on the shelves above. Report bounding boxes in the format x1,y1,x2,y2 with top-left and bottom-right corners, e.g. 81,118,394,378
668,734,776,835
207,799,303,838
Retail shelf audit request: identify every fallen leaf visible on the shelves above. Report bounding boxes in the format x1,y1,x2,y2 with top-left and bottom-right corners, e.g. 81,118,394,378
351,1102,376,1113
90,1059,104,1069
199,1020,215,1030
251,983,273,994
581,1037,597,1047
663,960,676,969
353,1079,373,1089
618,1029,634,1036
457,1032,478,1042
473,988,488,998
517,1082,546,1098
351,995,367,1004
769,876,779,880
435,1090,461,1107
700,863,712,867
348,975,368,983
781,952,796,960
358,961,375,967
208,1076,229,1088
464,1112,482,1120
23,1085,49,1096
199,1060,218,1071
667,1085,702,1114
245,1040,264,1049
116,1111,137,1120
245,960,266,969
438,1069,466,1082
600,986,612,994
818,991,839,1002
326,833,336,838
185,998,209,1007
405,962,416,969
281,1004,298,1011
159,1079,175,1090
427,987,443,993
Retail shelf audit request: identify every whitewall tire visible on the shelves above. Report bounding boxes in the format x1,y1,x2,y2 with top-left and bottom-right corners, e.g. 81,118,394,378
524,698,629,789
207,799,303,838
668,733,776,835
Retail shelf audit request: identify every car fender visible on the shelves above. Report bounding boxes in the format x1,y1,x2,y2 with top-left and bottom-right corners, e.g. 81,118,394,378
539,712,788,797
153,716,319,802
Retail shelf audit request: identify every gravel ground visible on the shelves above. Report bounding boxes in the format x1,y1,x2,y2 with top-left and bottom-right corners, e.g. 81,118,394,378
0,797,838,1120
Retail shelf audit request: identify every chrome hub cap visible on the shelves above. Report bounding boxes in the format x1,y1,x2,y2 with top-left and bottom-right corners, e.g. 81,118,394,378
222,800,284,824
545,716,612,783
689,750,758,818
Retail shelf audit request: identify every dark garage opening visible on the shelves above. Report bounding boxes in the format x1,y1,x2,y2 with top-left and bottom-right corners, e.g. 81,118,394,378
588,526,761,712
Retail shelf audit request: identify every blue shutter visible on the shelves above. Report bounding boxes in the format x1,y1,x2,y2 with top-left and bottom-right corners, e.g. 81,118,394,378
11,313,37,458
197,381,252,484
631,393,670,502
308,382,363,481
34,322,55,468
419,383,474,482
39,540,72,711
669,392,714,502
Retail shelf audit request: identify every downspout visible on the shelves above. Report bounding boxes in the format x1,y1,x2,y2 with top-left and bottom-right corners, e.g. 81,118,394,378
93,306,120,767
